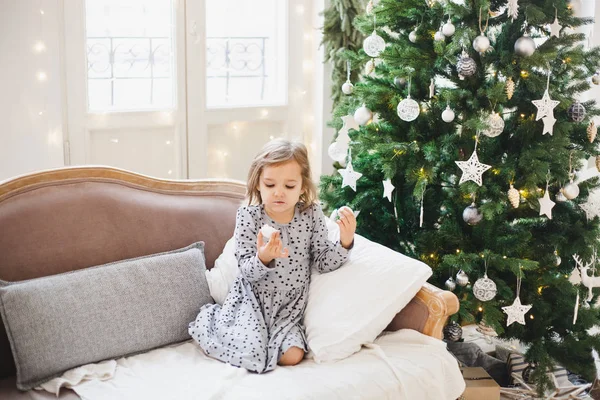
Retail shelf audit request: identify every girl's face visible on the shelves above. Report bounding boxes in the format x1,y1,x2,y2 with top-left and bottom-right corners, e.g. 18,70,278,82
258,159,304,220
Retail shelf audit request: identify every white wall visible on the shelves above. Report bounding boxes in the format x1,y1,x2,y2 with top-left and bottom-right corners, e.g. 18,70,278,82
0,0,65,181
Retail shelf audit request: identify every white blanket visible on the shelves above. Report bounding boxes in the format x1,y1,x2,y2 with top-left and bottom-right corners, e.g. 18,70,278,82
69,329,465,400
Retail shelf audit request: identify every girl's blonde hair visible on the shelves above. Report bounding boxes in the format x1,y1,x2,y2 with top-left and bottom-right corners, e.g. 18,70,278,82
247,139,317,211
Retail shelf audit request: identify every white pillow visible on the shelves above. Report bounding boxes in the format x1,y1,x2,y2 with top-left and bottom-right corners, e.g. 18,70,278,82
205,237,239,304
303,218,433,363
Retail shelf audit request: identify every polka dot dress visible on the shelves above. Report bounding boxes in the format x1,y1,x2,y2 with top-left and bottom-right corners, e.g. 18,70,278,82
189,203,350,373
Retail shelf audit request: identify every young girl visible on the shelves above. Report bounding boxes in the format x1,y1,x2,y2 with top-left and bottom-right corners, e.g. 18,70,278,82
189,139,356,373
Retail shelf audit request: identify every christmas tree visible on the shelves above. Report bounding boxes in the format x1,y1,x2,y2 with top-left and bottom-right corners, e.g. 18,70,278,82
319,0,600,392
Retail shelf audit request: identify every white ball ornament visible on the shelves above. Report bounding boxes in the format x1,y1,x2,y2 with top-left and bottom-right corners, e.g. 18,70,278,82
409,30,418,43
363,31,386,58
442,105,455,123
473,274,497,302
397,98,420,122
354,104,373,126
482,113,505,137
341,81,354,95
442,19,455,36
463,203,483,225
473,35,491,53
434,30,446,41
514,35,536,57
562,180,580,200
592,72,600,85
328,141,348,162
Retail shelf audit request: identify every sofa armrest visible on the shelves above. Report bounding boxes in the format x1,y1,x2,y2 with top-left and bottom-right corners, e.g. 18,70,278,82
385,282,459,340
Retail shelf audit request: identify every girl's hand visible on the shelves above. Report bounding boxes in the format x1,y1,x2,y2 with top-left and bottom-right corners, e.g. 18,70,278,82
257,231,289,266
337,206,356,249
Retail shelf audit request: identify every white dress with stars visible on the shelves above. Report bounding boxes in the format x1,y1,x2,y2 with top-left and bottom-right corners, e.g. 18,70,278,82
189,202,350,373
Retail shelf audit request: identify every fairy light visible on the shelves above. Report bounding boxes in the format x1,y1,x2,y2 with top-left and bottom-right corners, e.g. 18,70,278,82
530,315,534,320
520,70,529,78
456,249,461,253
430,253,435,258
478,306,484,312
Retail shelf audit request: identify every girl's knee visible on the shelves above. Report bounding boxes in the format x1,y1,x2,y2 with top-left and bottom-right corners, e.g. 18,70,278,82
279,346,304,366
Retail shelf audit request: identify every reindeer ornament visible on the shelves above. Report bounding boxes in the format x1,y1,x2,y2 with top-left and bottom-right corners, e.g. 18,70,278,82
572,253,600,324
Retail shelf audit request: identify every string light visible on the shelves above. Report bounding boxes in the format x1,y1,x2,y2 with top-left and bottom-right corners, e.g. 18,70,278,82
520,70,529,78
456,249,461,253
530,315,534,320
478,306,484,312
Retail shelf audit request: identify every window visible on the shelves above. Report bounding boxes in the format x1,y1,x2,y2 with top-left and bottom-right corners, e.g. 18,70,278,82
85,0,176,112
205,0,287,108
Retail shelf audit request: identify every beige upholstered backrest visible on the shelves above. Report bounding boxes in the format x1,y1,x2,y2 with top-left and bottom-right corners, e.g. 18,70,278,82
0,166,246,378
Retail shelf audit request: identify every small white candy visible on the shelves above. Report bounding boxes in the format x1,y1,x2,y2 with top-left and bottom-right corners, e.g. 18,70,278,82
260,224,278,242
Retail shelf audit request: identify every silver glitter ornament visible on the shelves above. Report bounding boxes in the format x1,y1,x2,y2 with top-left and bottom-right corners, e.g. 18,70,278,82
463,203,483,225
457,50,477,80
568,101,586,122
445,277,457,291
563,180,580,200
443,321,463,342
442,19,455,36
514,35,536,57
473,35,490,53
456,270,469,286
554,251,562,266
473,274,497,301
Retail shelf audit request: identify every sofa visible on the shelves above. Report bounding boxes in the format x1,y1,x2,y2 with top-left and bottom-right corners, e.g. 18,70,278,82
0,166,463,399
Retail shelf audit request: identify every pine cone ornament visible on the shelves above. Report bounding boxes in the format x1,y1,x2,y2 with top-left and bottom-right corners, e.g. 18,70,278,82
508,184,520,208
443,321,463,342
506,77,515,100
588,120,598,143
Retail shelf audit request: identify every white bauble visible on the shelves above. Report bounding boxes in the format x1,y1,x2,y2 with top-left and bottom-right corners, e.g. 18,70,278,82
327,141,348,162
409,30,418,43
397,98,420,122
341,81,354,95
563,181,580,200
442,19,455,36
434,30,446,41
463,203,483,225
514,35,536,57
354,104,373,126
555,191,567,202
363,31,386,58
442,105,455,123
473,274,497,301
482,113,505,137
473,35,491,53
445,277,457,291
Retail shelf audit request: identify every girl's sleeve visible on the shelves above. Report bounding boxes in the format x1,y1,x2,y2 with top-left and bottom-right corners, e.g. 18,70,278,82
309,203,352,274
234,207,271,282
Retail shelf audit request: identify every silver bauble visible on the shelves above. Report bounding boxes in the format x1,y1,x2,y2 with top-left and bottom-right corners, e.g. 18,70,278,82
442,19,455,37
445,277,457,291
554,251,562,266
327,141,348,162
443,321,463,342
354,104,373,126
434,30,446,41
394,76,406,88
473,35,491,53
473,274,497,301
456,270,469,286
409,30,418,43
482,112,504,137
563,180,580,200
442,106,455,123
463,203,483,225
514,35,536,57
555,191,567,202
567,101,586,122
341,81,354,95
592,73,600,85
457,51,477,79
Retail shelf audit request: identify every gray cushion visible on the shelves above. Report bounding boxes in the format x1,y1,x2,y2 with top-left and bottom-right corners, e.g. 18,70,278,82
0,242,212,391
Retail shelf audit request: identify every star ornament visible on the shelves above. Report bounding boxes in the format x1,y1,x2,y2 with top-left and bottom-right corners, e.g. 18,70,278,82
338,161,363,191
502,296,532,326
455,148,492,186
382,179,395,202
538,190,556,219
532,90,560,121
550,17,562,38
542,114,557,135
